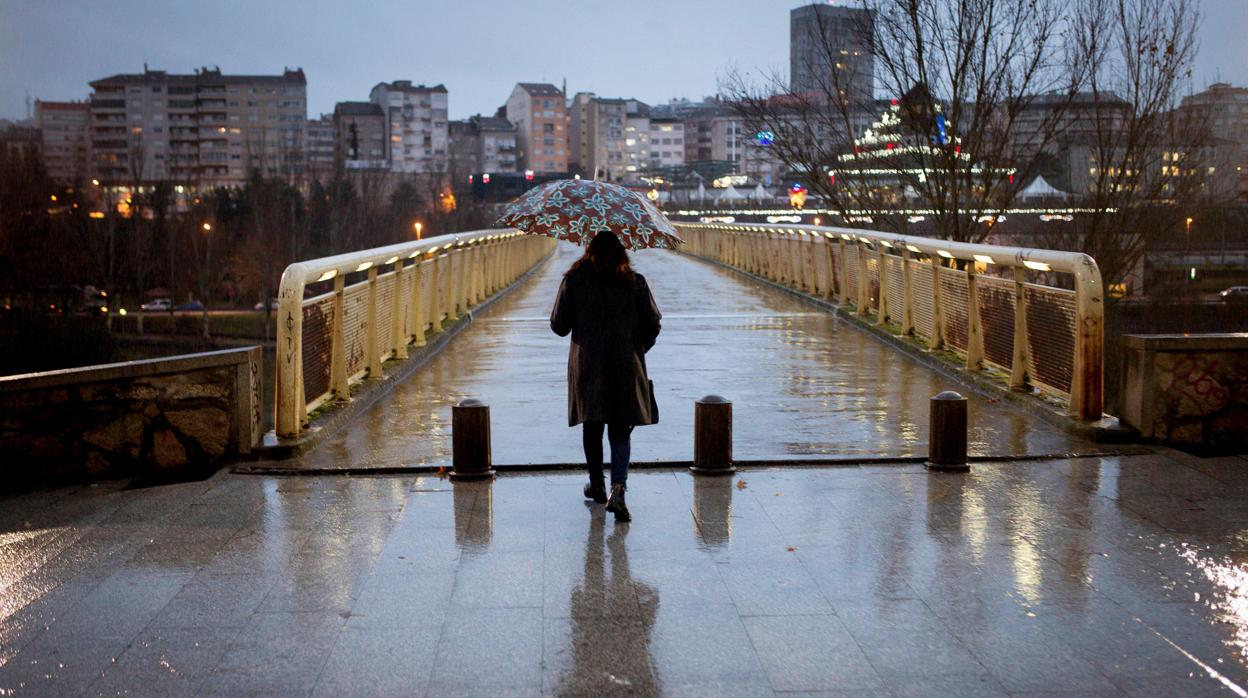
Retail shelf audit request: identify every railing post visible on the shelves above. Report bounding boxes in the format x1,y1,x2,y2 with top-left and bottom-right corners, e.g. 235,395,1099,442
876,246,889,326
391,259,408,361
802,232,817,293
275,265,307,438
366,266,383,379
901,248,915,336
408,256,424,347
331,273,349,398
930,259,945,350
452,243,466,318
1010,267,1030,391
838,237,849,304
441,249,457,324
965,263,984,371
857,241,869,316
1070,254,1104,420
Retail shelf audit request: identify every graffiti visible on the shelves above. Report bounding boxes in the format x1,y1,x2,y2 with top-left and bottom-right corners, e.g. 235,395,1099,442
1171,355,1230,415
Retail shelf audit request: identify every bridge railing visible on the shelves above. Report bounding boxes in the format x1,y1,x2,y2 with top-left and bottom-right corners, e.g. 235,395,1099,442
274,230,554,437
676,222,1104,420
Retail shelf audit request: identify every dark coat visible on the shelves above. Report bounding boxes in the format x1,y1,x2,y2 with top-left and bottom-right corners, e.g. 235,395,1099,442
550,265,662,427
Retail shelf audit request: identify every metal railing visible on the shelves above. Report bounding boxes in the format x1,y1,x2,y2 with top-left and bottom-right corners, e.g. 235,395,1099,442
274,230,555,437
676,222,1104,420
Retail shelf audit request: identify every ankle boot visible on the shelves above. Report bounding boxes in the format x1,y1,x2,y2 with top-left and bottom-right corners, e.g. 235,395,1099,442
583,480,607,504
606,483,631,522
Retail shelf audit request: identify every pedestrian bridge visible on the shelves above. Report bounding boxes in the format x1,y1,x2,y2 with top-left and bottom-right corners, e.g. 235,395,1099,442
271,223,1107,468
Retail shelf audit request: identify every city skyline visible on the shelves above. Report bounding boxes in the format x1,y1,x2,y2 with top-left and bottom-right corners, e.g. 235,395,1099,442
1,0,1245,122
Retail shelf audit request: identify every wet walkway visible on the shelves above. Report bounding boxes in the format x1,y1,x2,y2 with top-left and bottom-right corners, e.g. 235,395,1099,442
2,452,1248,695
295,243,1096,470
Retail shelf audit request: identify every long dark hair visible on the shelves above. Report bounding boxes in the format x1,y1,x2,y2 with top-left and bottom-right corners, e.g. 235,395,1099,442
566,232,635,282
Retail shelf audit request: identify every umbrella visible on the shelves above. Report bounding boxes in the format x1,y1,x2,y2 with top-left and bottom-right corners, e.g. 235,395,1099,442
752,183,769,203
716,184,745,203
696,181,707,203
497,179,683,250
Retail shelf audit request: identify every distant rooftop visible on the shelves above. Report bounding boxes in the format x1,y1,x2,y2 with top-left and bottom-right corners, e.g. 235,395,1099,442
517,83,564,97
90,66,306,88
334,101,384,117
373,80,448,94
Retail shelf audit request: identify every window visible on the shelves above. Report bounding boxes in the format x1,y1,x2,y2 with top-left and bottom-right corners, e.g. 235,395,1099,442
151,86,162,93
543,123,555,133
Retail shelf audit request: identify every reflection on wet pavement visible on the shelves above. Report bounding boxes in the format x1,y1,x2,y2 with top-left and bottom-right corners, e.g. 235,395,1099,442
296,242,1099,470
2,452,1248,694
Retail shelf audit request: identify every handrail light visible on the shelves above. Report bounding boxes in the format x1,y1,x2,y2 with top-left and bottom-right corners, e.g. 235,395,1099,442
973,255,995,265
1023,260,1052,272
937,250,954,259
317,270,337,282
355,262,373,272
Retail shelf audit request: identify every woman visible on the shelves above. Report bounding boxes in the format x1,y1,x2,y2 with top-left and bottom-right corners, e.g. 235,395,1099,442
551,231,662,523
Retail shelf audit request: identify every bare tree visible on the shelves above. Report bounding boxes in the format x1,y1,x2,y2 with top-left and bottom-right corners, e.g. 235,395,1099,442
723,0,1087,242
1043,0,1205,292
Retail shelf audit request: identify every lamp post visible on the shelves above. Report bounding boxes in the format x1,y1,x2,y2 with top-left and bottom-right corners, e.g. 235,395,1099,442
413,221,423,240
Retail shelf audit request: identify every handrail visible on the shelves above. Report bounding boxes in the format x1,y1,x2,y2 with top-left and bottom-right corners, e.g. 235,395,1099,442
676,222,1104,420
274,229,554,437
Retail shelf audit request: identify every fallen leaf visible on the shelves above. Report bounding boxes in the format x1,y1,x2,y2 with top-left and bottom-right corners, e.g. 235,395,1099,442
436,466,450,480
736,479,747,490
787,546,797,552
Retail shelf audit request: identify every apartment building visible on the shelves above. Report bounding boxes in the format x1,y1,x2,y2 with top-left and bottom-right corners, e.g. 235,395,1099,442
569,93,628,181
306,114,335,184
791,3,875,103
449,115,518,176
88,66,307,188
368,81,449,175
332,102,387,171
506,83,568,174
1181,83,1248,201
34,100,91,183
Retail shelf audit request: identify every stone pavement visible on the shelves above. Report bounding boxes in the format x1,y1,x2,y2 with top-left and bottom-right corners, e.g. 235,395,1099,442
3,450,1248,696
292,242,1105,472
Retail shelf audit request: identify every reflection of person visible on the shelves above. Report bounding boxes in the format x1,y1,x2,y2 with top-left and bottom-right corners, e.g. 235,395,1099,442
560,509,658,694
551,232,662,522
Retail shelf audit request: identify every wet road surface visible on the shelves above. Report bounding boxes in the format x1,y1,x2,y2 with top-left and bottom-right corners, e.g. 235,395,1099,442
3,452,1248,695
296,242,1098,470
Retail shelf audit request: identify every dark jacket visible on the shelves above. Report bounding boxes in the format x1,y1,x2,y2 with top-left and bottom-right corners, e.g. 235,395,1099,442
551,264,662,427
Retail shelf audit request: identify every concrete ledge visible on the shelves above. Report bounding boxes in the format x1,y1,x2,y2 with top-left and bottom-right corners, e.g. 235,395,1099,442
251,249,556,460
1,346,262,492
1122,333,1248,453
683,252,1137,444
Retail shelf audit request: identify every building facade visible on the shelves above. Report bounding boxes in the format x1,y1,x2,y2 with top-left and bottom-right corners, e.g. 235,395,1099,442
367,81,449,175
505,83,568,175
1180,83,1248,202
88,66,307,188
306,114,335,185
332,102,387,172
790,4,875,103
569,93,628,181
449,115,518,177
34,101,91,183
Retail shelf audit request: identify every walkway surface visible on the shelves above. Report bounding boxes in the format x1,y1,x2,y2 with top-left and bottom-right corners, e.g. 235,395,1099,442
3,452,1248,695
293,242,1101,471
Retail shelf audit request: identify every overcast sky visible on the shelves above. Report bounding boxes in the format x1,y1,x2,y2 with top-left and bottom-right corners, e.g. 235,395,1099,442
1,0,1245,122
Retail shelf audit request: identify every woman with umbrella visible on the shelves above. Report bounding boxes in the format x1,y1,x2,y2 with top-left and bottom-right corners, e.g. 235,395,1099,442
499,179,681,522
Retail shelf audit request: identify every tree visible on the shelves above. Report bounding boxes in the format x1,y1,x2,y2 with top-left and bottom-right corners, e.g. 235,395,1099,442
723,0,1088,242
1044,0,1206,292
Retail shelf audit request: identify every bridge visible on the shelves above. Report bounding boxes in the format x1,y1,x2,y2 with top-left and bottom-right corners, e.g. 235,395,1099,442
6,223,1248,696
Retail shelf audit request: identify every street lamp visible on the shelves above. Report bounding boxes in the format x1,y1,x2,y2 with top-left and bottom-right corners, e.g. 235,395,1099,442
1185,216,1193,242
413,221,423,239
202,222,212,233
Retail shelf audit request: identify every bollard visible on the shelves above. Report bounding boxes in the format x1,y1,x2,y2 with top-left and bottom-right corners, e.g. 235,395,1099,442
928,391,969,472
450,398,495,480
691,395,735,475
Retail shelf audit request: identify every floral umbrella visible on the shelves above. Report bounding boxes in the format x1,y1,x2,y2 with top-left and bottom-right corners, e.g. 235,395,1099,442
496,179,684,250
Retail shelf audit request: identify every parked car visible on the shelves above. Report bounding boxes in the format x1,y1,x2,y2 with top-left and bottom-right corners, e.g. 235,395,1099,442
174,300,205,312
140,298,172,312
254,297,279,311
1219,286,1248,303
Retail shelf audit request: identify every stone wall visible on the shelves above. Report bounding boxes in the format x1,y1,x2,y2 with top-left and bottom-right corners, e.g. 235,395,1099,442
1121,334,1248,453
0,347,261,490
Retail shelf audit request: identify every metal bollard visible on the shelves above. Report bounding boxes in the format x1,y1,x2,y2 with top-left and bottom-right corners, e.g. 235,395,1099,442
450,398,495,480
927,391,969,472
691,395,735,475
